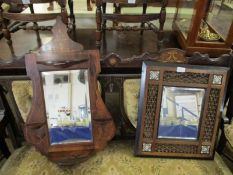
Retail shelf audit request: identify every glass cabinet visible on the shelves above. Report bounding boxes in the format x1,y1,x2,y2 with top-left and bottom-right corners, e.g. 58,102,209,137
173,0,233,56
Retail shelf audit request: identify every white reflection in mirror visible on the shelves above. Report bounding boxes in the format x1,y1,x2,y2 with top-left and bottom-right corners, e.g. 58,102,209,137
158,86,205,140
41,70,92,145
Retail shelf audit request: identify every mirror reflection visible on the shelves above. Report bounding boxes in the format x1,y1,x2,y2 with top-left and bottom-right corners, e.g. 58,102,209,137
42,70,92,145
158,86,205,140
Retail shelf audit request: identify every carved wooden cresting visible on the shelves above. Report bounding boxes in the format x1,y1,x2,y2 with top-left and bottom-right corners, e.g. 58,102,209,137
99,48,233,140
24,17,115,165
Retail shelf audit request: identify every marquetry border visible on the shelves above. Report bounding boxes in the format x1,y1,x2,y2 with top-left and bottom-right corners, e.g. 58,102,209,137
135,61,229,159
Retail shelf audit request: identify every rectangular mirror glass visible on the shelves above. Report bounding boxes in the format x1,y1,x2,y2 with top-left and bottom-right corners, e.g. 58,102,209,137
158,86,205,140
42,70,92,145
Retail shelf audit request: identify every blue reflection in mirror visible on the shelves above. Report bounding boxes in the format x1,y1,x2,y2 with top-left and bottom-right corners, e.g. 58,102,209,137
42,70,92,145
158,86,205,140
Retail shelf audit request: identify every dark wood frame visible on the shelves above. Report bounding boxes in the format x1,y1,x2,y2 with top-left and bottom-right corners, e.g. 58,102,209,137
23,17,115,165
173,0,233,57
99,49,233,140
135,61,229,159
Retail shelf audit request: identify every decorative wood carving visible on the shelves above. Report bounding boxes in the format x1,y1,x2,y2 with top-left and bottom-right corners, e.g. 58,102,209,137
100,48,233,140
24,17,115,165
101,48,186,68
134,61,229,159
156,48,186,63
101,48,232,68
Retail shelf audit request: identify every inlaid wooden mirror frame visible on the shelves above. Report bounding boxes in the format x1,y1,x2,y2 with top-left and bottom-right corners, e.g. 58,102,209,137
135,61,229,159
23,17,115,165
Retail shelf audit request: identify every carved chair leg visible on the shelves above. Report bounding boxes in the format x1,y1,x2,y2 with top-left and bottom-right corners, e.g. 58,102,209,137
140,3,147,35
28,4,41,48
158,0,167,49
68,0,76,28
1,4,15,57
96,2,102,49
102,2,106,35
113,3,121,27
34,22,42,47
2,21,15,57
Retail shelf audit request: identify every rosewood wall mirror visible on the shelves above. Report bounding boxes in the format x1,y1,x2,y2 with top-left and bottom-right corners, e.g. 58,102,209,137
24,17,115,165
135,61,229,159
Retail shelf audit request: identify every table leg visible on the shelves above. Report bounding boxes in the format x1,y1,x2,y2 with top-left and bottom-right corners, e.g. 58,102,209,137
68,0,75,29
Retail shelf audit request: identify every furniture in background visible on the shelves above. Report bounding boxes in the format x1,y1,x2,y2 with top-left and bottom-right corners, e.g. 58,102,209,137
218,118,233,163
95,0,168,48
112,0,177,27
0,49,232,174
217,49,233,161
0,86,21,159
0,99,10,158
0,3,10,40
173,0,233,56
0,0,69,58
222,121,233,161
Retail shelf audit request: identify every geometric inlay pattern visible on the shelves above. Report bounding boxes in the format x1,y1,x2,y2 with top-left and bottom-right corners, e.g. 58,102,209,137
212,75,223,85
202,88,220,142
154,144,198,154
143,84,159,141
201,145,210,154
163,71,209,84
142,143,152,152
149,71,160,80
